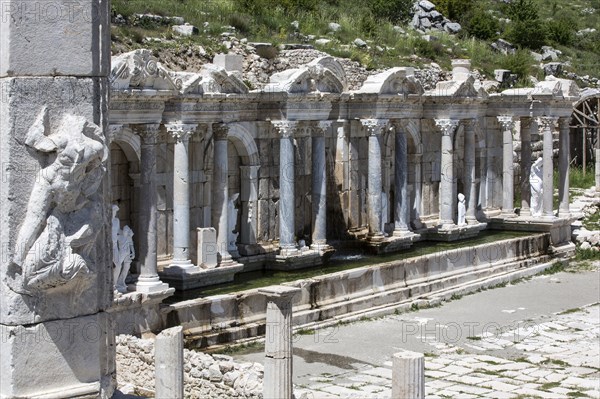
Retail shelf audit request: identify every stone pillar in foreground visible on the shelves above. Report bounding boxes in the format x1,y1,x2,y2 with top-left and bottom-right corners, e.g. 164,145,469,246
393,121,410,235
558,117,570,216
155,326,184,399
520,118,534,217
166,123,198,270
361,119,387,239
212,123,234,262
311,121,331,250
539,117,557,218
259,286,301,399
135,124,170,292
435,119,460,227
0,0,115,396
463,119,478,224
498,115,516,216
273,121,298,255
392,351,425,399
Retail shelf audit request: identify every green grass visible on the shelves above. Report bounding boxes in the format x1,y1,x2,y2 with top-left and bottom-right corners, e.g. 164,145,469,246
574,247,600,261
558,307,583,315
111,0,599,81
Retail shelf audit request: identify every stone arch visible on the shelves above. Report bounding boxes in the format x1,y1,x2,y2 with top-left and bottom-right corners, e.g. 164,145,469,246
402,120,424,228
227,123,260,166
112,127,141,163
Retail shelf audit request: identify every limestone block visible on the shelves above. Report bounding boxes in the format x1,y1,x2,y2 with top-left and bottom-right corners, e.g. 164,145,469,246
155,326,184,399
197,228,218,268
213,54,244,73
0,77,111,326
0,0,110,77
0,313,111,398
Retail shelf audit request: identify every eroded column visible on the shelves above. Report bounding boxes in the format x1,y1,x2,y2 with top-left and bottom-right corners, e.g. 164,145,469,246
498,115,516,216
260,286,301,399
362,119,387,239
392,351,425,399
135,124,170,292
212,123,232,262
558,117,570,216
273,121,298,253
312,121,331,250
520,118,534,217
463,119,478,223
539,117,557,218
155,326,184,399
166,123,197,269
393,121,410,235
435,119,459,227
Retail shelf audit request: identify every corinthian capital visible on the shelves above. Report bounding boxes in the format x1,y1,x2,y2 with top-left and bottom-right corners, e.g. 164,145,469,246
435,119,459,137
360,118,389,136
497,115,516,132
131,123,161,144
166,123,197,142
537,116,558,130
212,123,230,140
272,120,298,138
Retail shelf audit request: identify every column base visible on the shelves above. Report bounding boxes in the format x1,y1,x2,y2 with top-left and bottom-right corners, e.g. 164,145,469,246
270,247,330,271
160,261,244,290
427,222,487,242
134,276,172,294
367,231,421,254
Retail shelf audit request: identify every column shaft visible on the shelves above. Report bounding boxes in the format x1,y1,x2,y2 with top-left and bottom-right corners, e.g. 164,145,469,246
212,125,231,262
168,125,196,266
499,116,516,215
463,119,477,223
135,125,168,291
363,120,385,238
260,286,300,399
436,119,459,226
394,123,409,233
274,122,297,251
520,118,533,216
392,351,425,399
312,127,328,247
558,118,570,216
541,117,556,218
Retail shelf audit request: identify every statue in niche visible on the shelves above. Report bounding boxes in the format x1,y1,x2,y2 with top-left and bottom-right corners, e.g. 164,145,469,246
457,193,467,226
115,226,135,294
9,107,106,293
530,158,544,217
111,205,135,294
228,193,240,253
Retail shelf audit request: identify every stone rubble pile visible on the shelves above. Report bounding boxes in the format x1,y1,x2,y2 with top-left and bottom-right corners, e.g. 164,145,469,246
571,197,600,251
116,335,263,398
411,0,462,34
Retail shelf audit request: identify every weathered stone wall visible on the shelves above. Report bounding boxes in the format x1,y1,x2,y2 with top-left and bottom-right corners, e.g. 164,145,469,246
116,335,263,398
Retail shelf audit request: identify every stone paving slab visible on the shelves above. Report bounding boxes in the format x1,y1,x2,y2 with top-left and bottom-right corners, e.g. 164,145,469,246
295,302,600,399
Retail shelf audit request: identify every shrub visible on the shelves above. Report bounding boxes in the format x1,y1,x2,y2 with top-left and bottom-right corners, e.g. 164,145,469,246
500,49,535,81
506,19,546,49
464,8,499,40
505,0,539,21
369,0,413,23
435,0,477,21
546,17,577,46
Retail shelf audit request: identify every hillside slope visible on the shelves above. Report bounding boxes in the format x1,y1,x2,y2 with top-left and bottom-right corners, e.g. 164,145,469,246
111,0,599,89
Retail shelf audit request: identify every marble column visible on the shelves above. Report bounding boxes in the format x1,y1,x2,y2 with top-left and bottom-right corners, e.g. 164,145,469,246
413,153,423,228
166,123,198,269
361,119,387,239
498,115,516,216
260,286,301,399
463,119,478,223
520,118,534,217
240,165,260,250
393,121,410,235
273,121,298,253
558,117,570,216
212,123,233,262
155,326,184,399
312,121,331,250
392,351,425,399
435,119,460,227
134,124,170,292
539,117,557,218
